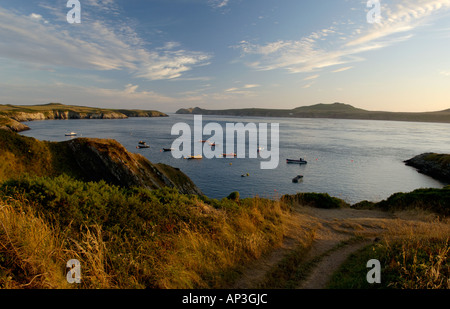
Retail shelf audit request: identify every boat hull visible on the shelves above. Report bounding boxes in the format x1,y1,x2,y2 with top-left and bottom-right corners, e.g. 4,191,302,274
286,159,307,164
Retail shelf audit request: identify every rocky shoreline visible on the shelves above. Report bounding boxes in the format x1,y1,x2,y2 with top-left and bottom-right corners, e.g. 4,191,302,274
405,153,450,183
0,103,168,133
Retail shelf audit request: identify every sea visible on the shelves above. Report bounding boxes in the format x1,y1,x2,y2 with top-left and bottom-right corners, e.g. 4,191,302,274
19,114,450,205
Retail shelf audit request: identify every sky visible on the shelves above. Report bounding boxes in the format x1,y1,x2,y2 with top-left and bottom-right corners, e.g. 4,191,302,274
0,0,450,113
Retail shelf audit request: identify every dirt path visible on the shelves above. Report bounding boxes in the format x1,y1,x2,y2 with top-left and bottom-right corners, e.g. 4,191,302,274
231,206,397,289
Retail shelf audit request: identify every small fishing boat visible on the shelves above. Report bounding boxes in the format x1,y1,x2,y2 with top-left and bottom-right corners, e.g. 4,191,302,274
187,155,203,160
137,141,150,149
65,132,77,137
292,175,304,183
286,158,308,164
222,153,237,158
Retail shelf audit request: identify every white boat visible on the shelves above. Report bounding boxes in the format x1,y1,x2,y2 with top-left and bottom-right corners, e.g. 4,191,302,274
65,132,77,137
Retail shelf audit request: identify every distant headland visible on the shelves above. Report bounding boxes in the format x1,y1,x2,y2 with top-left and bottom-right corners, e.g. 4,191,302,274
0,103,168,132
176,103,450,124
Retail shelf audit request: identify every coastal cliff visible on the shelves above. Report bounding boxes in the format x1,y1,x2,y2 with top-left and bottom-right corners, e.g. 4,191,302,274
404,153,450,183
0,115,30,132
0,103,168,132
0,130,201,195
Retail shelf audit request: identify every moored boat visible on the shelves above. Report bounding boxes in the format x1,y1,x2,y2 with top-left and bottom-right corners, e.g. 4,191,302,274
137,141,150,149
222,153,237,158
286,158,307,164
137,144,150,149
186,155,203,160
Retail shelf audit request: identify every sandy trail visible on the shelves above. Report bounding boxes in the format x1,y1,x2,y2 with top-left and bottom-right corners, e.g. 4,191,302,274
231,206,398,289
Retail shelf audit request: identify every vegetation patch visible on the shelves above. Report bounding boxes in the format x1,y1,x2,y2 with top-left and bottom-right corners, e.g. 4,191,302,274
0,175,292,289
282,192,349,209
352,186,450,217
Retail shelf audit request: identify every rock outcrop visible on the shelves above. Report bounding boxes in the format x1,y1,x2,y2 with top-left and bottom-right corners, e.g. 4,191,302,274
405,153,450,183
64,138,202,195
0,115,30,132
0,130,202,195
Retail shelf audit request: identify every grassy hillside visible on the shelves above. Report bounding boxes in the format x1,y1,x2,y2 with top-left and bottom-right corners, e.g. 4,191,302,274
0,102,167,116
328,223,449,289
0,130,200,194
352,186,450,217
0,103,168,122
177,103,450,123
0,175,292,288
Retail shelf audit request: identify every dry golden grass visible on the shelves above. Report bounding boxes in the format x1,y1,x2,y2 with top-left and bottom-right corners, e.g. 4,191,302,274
374,215,450,289
0,194,295,289
0,202,71,288
150,198,292,289
0,201,113,289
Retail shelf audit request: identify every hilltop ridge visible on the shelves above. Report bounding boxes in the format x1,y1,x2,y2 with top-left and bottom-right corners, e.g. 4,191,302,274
177,103,450,123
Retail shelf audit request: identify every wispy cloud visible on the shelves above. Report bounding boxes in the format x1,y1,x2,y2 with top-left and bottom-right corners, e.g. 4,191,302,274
0,6,211,81
234,0,450,75
209,0,230,9
332,66,353,73
303,74,320,81
223,83,260,96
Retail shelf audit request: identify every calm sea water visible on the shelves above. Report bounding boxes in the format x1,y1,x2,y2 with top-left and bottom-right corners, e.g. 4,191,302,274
20,115,450,204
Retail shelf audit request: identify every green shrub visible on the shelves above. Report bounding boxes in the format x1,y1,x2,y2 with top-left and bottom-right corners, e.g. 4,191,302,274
227,191,240,201
282,192,348,209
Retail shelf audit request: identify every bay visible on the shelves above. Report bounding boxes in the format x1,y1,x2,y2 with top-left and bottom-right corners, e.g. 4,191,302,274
20,115,450,204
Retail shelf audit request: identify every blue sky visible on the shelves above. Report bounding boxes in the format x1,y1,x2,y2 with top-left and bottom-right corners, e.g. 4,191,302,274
1,0,450,113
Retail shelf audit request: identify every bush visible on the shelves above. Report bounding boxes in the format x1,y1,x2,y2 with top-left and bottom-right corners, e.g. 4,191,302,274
372,187,450,217
227,191,240,201
282,192,348,209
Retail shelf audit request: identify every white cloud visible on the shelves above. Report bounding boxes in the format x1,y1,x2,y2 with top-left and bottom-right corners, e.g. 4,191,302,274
0,7,211,81
209,0,230,9
243,84,261,89
234,0,450,75
29,12,49,24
